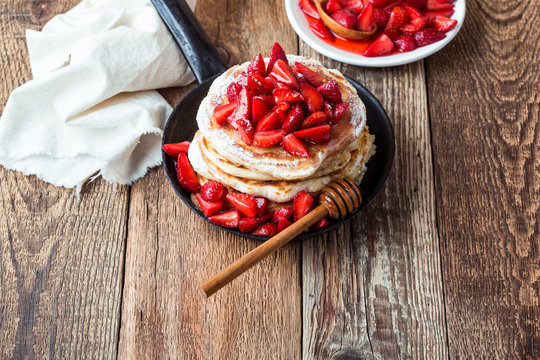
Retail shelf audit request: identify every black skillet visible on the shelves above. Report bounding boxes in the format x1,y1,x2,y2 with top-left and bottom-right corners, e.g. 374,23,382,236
153,0,395,240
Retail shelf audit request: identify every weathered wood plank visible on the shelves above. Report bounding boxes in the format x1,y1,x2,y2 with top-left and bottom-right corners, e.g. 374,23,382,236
300,43,448,359
426,0,540,357
117,1,302,359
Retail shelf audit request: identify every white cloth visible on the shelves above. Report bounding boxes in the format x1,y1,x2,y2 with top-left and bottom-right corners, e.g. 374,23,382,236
0,0,196,191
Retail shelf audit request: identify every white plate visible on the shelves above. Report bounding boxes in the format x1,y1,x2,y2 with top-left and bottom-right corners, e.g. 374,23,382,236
285,0,466,67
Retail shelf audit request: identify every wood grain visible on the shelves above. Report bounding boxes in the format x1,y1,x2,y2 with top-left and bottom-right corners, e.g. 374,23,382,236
117,1,302,359
300,44,448,359
426,0,540,358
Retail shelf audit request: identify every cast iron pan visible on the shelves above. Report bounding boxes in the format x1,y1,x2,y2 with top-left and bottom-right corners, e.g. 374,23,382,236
153,0,395,240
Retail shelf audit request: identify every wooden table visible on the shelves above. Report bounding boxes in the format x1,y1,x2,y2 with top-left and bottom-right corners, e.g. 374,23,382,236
1,0,538,358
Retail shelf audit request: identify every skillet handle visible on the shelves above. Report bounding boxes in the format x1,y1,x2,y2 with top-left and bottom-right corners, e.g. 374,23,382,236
151,0,228,83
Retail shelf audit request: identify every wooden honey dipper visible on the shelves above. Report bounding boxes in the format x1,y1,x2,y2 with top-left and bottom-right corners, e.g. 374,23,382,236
201,178,362,297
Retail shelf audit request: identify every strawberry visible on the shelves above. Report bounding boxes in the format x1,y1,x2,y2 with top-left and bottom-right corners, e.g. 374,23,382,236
432,15,457,32
255,197,268,217
299,0,321,19
293,190,314,221
293,62,325,87
256,94,276,108
385,6,408,31
282,104,305,133
201,181,226,202
401,16,427,33
176,153,200,193
394,34,417,52
402,0,427,10
423,9,454,18
403,4,422,19
253,129,286,147
273,88,303,103
226,192,258,218
212,101,237,126
373,8,389,29
312,217,330,230
414,28,445,47
323,101,334,119
309,19,336,41
364,34,394,57
256,111,280,132
326,0,342,14
357,2,374,31
272,102,291,123
317,80,342,103
266,42,288,75
277,218,293,232
272,206,294,222
331,9,357,29
301,110,329,128
294,124,332,144
331,102,349,124
229,88,254,145
251,96,270,125
227,82,241,102
384,28,400,40
282,133,310,158
300,82,324,112
247,53,266,77
239,214,272,233
196,193,223,217
208,209,240,228
425,0,453,11
371,0,397,8
162,141,190,157
252,223,278,237
343,0,364,13
236,71,248,88
247,73,275,94
269,59,299,89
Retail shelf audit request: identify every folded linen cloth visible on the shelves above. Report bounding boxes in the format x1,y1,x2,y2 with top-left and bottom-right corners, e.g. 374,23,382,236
0,0,196,191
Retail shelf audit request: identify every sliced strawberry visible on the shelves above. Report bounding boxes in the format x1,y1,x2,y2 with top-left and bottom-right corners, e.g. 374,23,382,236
252,223,278,237
370,0,396,8
282,105,305,133
331,102,349,125
236,71,248,88
196,193,223,217
201,181,226,202
212,101,237,125
425,0,454,11
162,141,190,157
294,190,314,221
247,53,266,77
325,0,342,14
227,82,241,102
239,214,272,233
273,88,303,103
293,62,325,87
255,111,280,132
385,6,408,31
331,9,357,29
282,133,310,158
255,198,268,217
269,59,299,89
251,96,270,125
384,27,400,40
357,2,374,31
301,111,329,128
403,4,422,19
229,88,254,145
208,209,240,228
294,124,332,144
272,206,294,222
277,218,293,232
272,102,291,123
401,16,427,33
253,129,286,147
432,15,457,32
300,82,324,112
299,0,321,19
317,80,342,103
342,0,364,13
423,9,454,18
266,42,288,75
256,94,276,108
414,28,445,47
402,0,427,10
323,101,334,119
226,192,257,218
364,34,394,57
373,8,390,29
394,34,417,52
247,73,275,95
176,153,200,193
309,19,336,41
312,217,330,230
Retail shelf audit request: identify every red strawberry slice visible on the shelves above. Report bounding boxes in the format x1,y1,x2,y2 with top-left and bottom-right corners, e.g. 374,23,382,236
162,141,190,157
201,181,226,202
208,209,240,228
255,198,268,217
364,34,394,57
256,94,276,108
414,28,445,47
317,80,342,104
323,100,334,119
401,16,427,33
301,111,329,128
403,4,422,19
294,190,314,221
299,0,321,19
239,214,272,233
272,206,294,223
282,133,310,158
357,2,374,31
373,8,389,29
236,71,248,87
432,15,457,32
384,27,400,40
309,19,336,41
176,153,200,193
342,0,364,13
229,88,254,145
196,193,223,217
212,101,237,125
371,0,397,7
423,9,454,18
272,102,291,124
266,42,288,75
251,96,269,125
403,0,427,10
282,105,305,133
325,0,342,14
247,73,275,94
273,88,303,103
277,218,293,232
331,102,349,125
253,129,286,147
255,111,280,132
312,217,330,230
294,124,332,144
247,53,266,77
227,82,241,102
226,192,258,218
269,59,299,89
426,0,453,11
252,223,278,237
331,9,357,29
300,82,324,112
293,62,325,87
394,34,417,52
385,6,408,31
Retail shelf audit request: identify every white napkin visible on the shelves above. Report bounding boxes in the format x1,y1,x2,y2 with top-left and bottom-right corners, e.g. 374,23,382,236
0,0,196,191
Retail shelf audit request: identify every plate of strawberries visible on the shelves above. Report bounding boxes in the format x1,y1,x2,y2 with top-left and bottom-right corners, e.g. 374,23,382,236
285,0,466,67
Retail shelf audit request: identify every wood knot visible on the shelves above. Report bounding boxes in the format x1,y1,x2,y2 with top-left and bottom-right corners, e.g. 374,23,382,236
319,178,362,219
30,0,53,22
